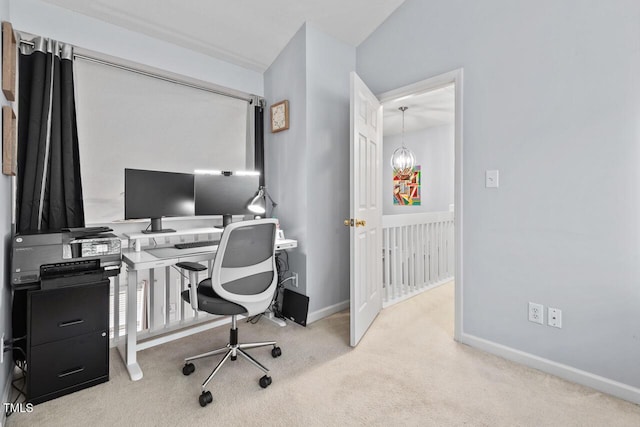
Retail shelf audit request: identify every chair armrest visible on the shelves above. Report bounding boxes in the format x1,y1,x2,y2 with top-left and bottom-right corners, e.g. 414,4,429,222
177,262,206,311
176,262,207,272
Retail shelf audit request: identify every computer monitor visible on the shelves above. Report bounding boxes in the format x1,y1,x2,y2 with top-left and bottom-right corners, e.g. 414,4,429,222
124,168,195,233
194,172,260,227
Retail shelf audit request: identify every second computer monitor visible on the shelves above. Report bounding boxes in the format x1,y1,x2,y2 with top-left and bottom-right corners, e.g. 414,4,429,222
194,173,260,226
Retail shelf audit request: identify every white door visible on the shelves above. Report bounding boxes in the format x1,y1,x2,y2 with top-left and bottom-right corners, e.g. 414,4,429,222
349,72,383,346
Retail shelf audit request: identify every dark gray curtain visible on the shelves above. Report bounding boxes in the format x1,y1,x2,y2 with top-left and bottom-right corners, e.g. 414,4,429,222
17,38,84,232
254,103,265,187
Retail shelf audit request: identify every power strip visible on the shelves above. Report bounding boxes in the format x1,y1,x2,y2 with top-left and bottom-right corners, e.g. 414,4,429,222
264,312,286,327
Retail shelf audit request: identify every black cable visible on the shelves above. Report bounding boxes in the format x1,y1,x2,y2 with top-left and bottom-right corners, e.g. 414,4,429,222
272,253,288,319
247,313,263,324
9,346,26,360
11,374,26,400
277,251,290,278
252,251,292,321
171,265,191,281
5,354,28,417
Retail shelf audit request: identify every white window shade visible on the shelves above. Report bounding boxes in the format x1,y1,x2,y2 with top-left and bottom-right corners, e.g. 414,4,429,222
74,58,249,224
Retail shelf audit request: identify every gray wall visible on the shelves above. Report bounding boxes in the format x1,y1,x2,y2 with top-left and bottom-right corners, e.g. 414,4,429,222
264,24,309,296
358,0,640,390
265,23,354,313
305,24,354,313
383,125,454,214
0,0,12,408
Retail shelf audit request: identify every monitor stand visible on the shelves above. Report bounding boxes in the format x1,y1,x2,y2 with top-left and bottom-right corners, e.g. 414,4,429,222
141,218,175,234
222,214,232,227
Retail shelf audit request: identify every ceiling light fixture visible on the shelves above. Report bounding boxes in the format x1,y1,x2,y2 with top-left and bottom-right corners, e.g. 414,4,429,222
390,106,415,176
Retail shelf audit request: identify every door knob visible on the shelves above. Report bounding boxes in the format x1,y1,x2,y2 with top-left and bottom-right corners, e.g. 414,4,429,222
344,219,366,227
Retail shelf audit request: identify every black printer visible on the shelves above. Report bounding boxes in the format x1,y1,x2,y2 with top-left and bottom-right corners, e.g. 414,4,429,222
11,227,122,290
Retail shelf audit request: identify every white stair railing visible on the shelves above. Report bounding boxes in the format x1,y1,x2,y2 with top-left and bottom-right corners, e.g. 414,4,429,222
382,211,454,307
108,233,216,347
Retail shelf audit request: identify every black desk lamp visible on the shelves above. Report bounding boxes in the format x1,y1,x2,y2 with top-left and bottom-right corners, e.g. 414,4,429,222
248,186,278,218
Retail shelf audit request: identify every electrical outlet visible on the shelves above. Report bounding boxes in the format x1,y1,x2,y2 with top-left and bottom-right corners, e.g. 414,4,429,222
1,333,4,364
528,302,544,324
292,272,298,288
548,307,562,328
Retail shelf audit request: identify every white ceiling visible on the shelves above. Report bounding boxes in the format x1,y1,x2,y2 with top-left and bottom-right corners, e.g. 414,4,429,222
42,0,406,71
383,84,455,136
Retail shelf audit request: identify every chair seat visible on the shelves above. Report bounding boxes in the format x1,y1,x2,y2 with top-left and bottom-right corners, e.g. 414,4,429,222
181,279,246,316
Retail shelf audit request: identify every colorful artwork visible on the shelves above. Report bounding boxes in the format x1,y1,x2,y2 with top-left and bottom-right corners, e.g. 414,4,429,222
393,165,421,205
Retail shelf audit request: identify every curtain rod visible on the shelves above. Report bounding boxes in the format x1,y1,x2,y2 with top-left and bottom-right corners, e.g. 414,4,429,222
19,39,257,104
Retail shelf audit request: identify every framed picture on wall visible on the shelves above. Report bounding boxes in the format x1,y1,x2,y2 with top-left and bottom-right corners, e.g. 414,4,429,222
393,166,421,205
2,21,16,101
2,106,16,176
270,100,289,133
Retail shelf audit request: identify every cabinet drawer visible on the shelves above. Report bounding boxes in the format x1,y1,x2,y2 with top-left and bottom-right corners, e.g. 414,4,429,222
29,281,108,346
28,331,108,401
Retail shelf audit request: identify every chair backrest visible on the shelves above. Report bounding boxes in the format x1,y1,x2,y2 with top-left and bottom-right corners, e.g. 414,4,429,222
209,218,278,316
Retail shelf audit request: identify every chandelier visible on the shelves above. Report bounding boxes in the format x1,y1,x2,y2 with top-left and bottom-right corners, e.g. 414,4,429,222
390,106,415,176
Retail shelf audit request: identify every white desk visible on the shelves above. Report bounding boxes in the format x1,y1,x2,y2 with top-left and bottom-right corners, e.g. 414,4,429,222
118,231,298,381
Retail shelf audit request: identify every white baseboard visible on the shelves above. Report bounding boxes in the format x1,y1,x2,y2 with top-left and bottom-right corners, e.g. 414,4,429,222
461,332,640,405
307,300,349,324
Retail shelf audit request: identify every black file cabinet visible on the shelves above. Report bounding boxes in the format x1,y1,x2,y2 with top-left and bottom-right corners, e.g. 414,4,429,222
26,280,110,404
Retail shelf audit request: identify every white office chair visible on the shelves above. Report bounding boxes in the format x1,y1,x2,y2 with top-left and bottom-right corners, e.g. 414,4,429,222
176,218,282,407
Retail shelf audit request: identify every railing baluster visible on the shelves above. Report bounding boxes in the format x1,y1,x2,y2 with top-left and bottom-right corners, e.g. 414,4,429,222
408,224,414,293
402,225,408,296
428,222,433,284
420,225,424,287
380,212,454,308
113,276,120,339
148,269,155,331
417,223,423,289
390,227,396,301
165,267,171,327
435,222,439,281
382,228,391,302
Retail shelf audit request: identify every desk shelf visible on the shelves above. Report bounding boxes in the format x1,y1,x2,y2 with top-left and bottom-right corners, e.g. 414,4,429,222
123,227,223,252
124,227,222,241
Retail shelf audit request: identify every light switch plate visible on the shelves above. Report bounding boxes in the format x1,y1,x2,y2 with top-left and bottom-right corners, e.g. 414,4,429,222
486,170,499,188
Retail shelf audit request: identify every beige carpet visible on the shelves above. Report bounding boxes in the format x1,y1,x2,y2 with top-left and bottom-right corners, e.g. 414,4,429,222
6,282,640,426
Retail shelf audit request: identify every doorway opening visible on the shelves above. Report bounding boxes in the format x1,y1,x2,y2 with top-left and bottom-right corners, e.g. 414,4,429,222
378,70,463,341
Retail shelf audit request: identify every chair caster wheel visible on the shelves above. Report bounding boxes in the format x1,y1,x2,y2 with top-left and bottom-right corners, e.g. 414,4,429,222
182,363,195,376
259,375,272,388
271,346,282,358
199,390,213,407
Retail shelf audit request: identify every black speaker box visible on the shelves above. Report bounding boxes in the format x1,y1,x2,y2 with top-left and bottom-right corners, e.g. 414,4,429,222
281,289,309,327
